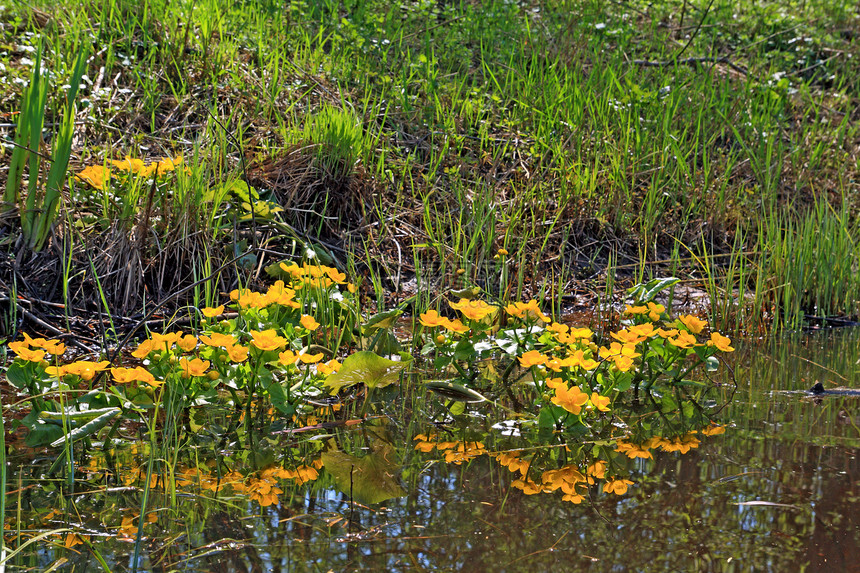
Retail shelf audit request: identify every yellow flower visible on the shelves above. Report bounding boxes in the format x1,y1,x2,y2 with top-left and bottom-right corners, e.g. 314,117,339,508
449,298,496,321
13,347,45,362
202,305,224,318
615,440,652,459
599,342,640,371
611,329,641,344
224,344,249,362
603,478,634,495
45,365,67,377
647,302,665,321
300,315,320,331
153,155,183,175
131,339,155,359
668,331,699,349
518,350,548,368
624,305,648,315
317,359,341,375
497,248,509,256
665,433,701,453
299,352,324,364
177,335,198,352
76,165,110,189
590,392,610,412
569,327,594,341
279,350,299,366
547,322,569,336
112,366,161,387
230,289,270,309
442,318,469,334
414,440,437,453
563,349,598,370
505,300,551,322
265,281,300,307
200,333,238,348
443,441,486,464
419,310,446,328
708,332,734,352
511,478,543,495
678,314,707,334
586,460,607,480
322,265,347,284
8,339,30,354
64,533,90,548
250,329,288,352
551,383,589,415
655,328,679,338
18,334,67,356
295,465,319,484
178,357,210,378
700,423,726,436
151,331,183,351
110,155,147,174
63,360,110,381
43,341,66,356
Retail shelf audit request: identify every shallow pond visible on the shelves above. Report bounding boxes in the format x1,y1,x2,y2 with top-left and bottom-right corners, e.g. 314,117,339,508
2,327,858,572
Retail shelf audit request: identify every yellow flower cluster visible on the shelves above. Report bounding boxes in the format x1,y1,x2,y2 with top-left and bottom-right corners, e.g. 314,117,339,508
110,366,161,387
76,155,185,190
418,309,469,333
624,302,666,322
504,299,550,322
8,333,66,363
230,280,301,310
614,429,717,459
45,360,111,381
279,262,354,291
546,378,610,415
506,460,609,504
174,460,323,507
412,435,487,464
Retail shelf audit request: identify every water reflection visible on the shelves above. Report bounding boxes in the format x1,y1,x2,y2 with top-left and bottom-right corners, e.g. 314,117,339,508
3,329,859,572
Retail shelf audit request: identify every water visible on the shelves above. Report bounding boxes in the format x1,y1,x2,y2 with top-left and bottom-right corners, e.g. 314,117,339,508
2,328,858,572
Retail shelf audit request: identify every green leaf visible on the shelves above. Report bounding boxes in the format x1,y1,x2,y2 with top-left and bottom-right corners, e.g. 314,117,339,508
5,362,31,389
321,441,406,505
49,408,121,448
538,406,557,429
449,286,481,300
612,372,632,392
22,411,65,447
425,381,487,403
453,339,476,361
323,351,410,394
627,277,680,304
362,308,403,333
264,376,294,416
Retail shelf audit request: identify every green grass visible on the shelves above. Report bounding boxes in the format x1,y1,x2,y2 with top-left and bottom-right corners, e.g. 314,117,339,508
0,0,858,334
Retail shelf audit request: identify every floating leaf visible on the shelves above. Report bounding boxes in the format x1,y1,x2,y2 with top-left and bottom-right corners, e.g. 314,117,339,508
425,381,487,403
321,441,406,505
323,351,410,394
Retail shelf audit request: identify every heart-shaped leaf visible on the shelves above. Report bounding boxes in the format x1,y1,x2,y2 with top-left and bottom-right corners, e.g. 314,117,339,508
323,351,410,394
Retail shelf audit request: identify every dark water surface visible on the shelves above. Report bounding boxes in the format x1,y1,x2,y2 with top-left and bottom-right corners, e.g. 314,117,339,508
4,328,858,572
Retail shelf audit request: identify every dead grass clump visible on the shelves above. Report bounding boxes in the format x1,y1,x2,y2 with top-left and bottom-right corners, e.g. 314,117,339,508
246,146,374,237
